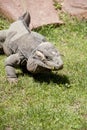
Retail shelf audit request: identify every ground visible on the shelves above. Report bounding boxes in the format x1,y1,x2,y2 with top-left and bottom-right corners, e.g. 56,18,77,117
0,13,87,130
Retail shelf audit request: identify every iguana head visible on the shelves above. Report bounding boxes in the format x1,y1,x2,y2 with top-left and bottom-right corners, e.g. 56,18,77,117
27,42,63,73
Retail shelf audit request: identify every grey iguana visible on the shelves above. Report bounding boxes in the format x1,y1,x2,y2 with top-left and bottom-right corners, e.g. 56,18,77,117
0,12,63,83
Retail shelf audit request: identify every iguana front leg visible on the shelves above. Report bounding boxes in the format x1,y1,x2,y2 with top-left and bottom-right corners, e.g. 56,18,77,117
5,53,21,83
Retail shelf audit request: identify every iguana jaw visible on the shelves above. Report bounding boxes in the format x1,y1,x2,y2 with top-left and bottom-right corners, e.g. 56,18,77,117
27,56,63,74
45,59,63,70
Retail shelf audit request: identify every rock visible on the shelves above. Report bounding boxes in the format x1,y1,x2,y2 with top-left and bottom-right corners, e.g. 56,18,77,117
0,0,63,29
62,0,87,19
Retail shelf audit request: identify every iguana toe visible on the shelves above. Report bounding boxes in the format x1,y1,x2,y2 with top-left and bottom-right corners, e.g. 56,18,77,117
7,78,18,84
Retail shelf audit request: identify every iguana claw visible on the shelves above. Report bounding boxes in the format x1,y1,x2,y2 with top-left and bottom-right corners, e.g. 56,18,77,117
7,78,18,84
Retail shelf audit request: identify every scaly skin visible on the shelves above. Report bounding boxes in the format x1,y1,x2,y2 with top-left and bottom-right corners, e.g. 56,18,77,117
0,12,63,83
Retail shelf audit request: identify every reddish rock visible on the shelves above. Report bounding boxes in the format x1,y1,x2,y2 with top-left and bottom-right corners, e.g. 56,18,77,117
62,0,87,19
0,0,63,29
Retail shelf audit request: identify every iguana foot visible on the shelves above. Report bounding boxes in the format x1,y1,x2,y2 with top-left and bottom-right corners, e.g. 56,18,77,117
7,78,18,84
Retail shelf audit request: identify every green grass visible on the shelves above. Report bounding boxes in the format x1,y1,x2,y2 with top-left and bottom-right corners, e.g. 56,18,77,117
0,14,87,130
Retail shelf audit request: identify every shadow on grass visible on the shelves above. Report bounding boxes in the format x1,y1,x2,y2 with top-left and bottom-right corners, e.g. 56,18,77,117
18,69,70,86
32,72,70,85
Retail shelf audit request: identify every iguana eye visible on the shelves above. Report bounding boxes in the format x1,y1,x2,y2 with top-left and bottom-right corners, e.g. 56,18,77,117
45,56,52,60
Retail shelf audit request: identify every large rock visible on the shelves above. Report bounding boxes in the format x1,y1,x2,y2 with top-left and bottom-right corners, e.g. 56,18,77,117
0,0,63,29
62,0,87,19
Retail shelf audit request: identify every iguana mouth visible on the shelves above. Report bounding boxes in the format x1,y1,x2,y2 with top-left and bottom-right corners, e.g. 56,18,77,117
44,60,63,70
27,57,63,73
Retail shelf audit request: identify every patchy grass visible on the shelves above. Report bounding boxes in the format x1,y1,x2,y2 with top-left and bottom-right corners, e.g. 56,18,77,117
0,14,87,130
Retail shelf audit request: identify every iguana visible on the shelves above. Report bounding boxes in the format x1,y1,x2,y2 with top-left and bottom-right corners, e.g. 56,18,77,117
0,12,63,83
